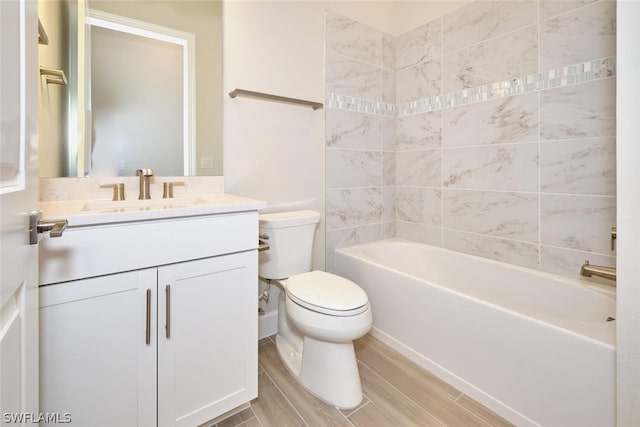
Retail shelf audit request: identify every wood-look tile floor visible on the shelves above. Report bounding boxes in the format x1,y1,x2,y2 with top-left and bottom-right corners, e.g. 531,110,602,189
215,334,515,427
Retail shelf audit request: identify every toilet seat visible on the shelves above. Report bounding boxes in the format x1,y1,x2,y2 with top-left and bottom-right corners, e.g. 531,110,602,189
286,270,369,317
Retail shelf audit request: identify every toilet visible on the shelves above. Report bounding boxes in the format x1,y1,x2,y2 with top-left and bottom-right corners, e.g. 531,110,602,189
259,210,372,409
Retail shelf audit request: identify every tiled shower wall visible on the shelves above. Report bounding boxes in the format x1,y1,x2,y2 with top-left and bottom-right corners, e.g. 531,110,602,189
324,14,397,271
325,0,617,278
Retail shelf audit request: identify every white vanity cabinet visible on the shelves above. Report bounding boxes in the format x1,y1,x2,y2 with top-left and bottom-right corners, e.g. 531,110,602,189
39,208,260,427
40,269,158,427
157,252,257,427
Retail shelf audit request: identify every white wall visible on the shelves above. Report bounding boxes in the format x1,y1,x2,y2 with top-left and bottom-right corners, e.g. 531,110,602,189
223,0,326,269
616,1,640,425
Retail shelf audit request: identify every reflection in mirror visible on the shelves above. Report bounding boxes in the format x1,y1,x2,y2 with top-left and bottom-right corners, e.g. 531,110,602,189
37,0,223,178
88,12,194,176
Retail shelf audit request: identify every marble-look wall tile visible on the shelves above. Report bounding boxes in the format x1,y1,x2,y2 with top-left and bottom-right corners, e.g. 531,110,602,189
39,176,225,201
443,143,538,191
396,187,442,226
326,187,382,230
382,33,395,70
326,52,381,101
396,150,442,187
443,229,540,269
443,189,539,242
325,11,381,65
541,1,616,71
540,78,616,140
396,221,442,246
326,224,382,272
540,244,615,279
442,0,537,53
324,4,617,280
540,0,599,21
396,111,442,150
382,117,395,151
541,194,616,254
326,108,382,150
395,18,442,69
443,93,538,147
443,25,538,93
383,152,396,186
383,221,396,238
382,69,395,104
383,186,395,221
540,138,616,195
326,149,382,189
396,58,441,104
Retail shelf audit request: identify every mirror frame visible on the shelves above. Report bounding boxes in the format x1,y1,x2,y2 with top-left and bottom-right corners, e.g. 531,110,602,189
83,9,196,175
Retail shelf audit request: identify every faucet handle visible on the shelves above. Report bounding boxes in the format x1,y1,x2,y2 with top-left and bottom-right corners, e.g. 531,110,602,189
611,227,617,251
136,168,154,177
163,181,184,199
100,183,125,201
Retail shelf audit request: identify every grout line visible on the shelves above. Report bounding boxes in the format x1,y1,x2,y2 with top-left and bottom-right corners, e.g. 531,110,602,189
344,398,371,418
540,0,607,24
440,15,445,247
356,355,477,427
326,46,396,73
396,184,617,198
258,367,310,427
537,0,542,269
440,140,540,150
451,394,499,427
234,416,260,427
327,146,385,153
249,405,264,427
394,222,618,259
540,242,618,258
443,21,539,59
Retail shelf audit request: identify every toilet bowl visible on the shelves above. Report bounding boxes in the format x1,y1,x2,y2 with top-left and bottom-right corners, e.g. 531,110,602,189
259,211,372,409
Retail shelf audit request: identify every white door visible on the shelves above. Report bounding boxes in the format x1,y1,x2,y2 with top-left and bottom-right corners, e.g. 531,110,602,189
0,0,39,422
616,1,640,425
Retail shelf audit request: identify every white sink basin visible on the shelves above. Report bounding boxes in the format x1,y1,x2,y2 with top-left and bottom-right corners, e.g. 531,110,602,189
83,198,204,211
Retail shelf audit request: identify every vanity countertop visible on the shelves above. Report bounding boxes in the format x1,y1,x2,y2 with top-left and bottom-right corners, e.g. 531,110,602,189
39,193,267,227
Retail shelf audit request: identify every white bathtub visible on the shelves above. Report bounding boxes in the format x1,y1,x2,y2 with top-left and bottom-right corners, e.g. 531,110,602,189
334,238,616,427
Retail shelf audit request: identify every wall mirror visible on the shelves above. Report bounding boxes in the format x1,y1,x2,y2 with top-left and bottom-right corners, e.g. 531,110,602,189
37,0,223,178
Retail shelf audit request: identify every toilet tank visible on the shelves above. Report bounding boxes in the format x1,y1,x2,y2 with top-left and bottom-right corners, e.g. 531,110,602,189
259,210,321,280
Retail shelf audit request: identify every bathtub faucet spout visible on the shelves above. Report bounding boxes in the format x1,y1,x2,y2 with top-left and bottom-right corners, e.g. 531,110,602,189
580,260,616,284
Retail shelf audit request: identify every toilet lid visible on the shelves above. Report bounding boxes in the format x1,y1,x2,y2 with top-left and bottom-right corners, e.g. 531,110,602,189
286,270,369,316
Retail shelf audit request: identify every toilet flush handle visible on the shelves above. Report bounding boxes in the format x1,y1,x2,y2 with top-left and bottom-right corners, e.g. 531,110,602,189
258,233,270,251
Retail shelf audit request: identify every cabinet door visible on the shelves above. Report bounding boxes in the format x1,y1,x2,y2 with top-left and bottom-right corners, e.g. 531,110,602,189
157,251,258,427
39,270,157,426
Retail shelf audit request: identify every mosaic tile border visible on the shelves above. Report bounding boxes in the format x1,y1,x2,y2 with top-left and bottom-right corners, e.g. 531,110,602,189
326,56,616,118
325,93,396,117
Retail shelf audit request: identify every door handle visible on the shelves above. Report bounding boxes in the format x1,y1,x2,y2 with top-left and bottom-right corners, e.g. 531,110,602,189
165,285,171,339
146,289,152,345
29,210,69,244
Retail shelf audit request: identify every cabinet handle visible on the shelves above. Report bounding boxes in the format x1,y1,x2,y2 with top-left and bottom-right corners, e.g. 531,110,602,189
165,285,171,339
145,289,151,345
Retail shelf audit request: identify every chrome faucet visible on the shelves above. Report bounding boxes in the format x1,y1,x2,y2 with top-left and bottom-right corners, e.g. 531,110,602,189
580,260,616,284
136,168,154,200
